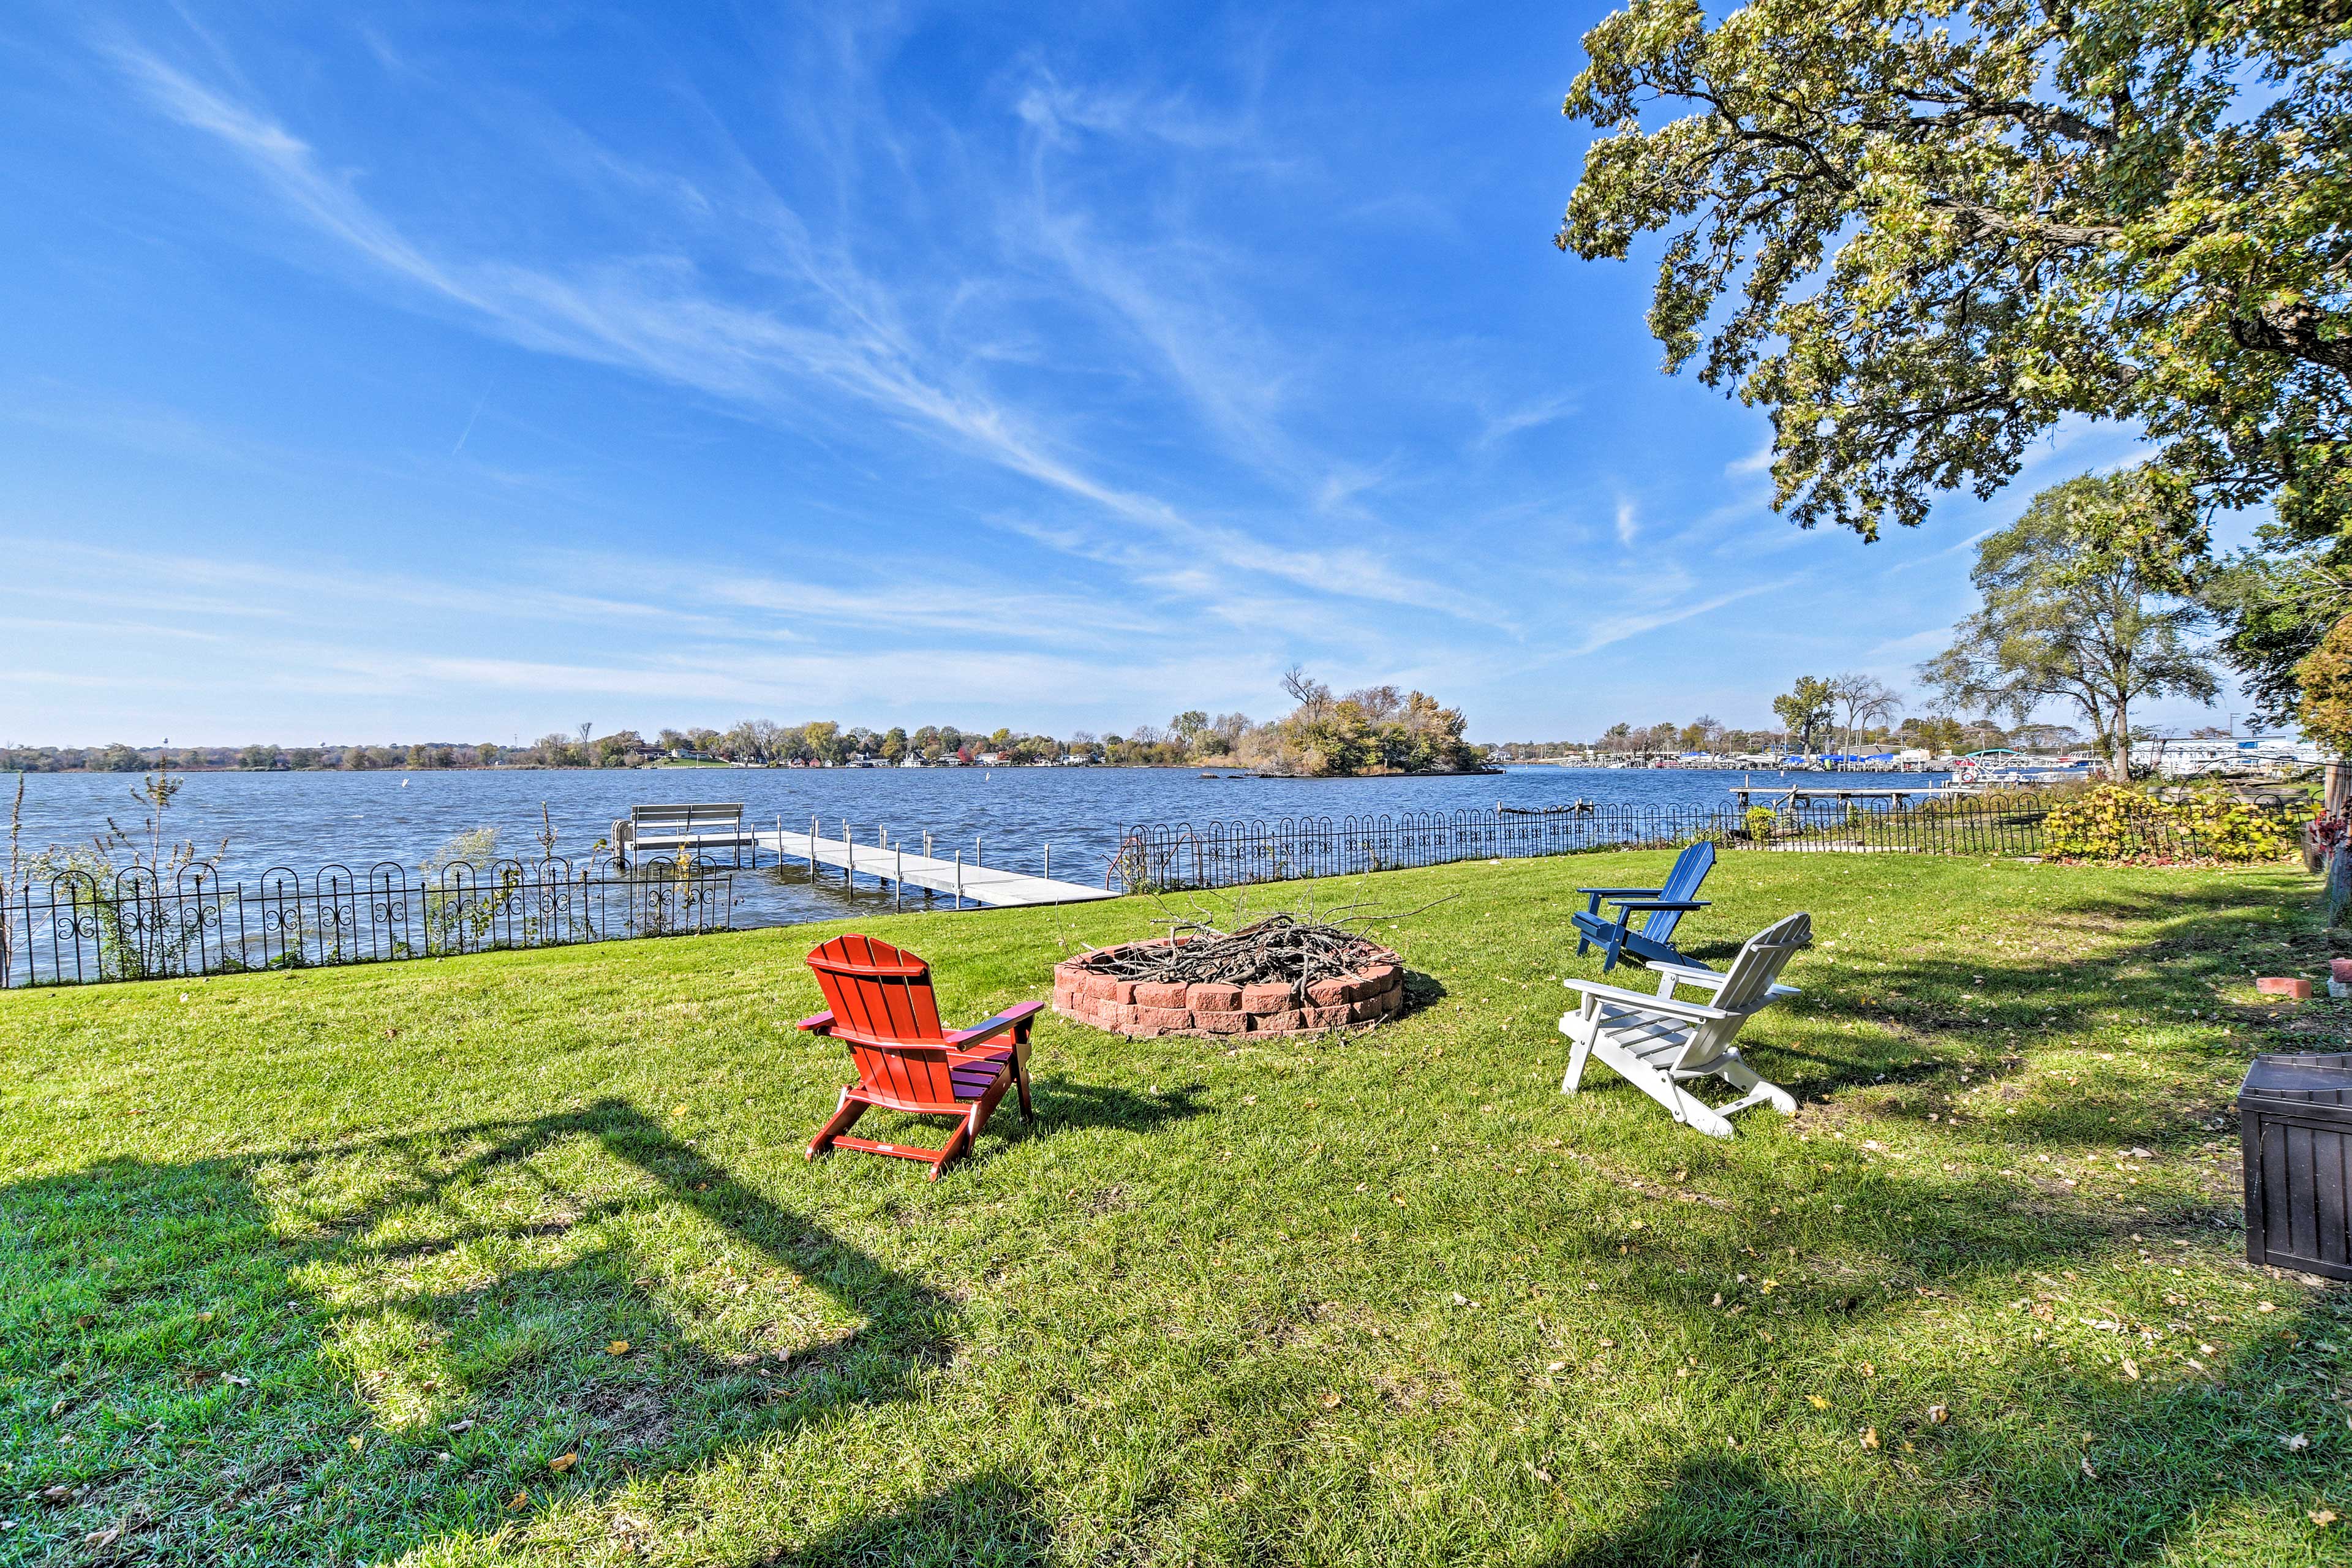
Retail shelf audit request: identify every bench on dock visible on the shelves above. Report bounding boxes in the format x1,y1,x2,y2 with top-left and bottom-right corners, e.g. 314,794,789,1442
612,804,754,867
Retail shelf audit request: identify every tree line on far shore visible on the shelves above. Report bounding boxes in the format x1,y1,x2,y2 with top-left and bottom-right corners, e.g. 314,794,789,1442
1,673,1490,778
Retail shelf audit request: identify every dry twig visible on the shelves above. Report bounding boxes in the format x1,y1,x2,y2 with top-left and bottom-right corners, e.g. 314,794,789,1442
1071,913,1391,991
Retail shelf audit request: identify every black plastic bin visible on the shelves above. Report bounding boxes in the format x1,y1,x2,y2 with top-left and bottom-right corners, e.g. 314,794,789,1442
2240,1052,2352,1281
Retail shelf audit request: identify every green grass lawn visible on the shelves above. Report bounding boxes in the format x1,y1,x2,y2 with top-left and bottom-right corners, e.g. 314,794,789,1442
2,853,2346,1566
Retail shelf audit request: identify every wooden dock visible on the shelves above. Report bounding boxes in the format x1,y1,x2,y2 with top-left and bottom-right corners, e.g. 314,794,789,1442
749,826,1118,910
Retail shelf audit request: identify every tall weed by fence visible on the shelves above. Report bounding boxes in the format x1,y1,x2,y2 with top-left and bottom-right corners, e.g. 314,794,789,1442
2,856,734,989
1109,793,2301,893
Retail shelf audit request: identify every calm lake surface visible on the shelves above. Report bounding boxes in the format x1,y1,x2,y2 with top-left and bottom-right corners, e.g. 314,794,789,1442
7,764,1947,929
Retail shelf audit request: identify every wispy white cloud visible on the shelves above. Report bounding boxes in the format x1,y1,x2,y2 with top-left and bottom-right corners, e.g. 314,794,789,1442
104,41,1496,633
1863,625,1954,662
1567,578,1795,656
1474,394,1577,453
1614,499,1639,548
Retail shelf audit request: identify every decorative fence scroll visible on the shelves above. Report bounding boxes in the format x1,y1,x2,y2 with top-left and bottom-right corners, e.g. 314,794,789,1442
1108,794,2286,893
1,856,734,989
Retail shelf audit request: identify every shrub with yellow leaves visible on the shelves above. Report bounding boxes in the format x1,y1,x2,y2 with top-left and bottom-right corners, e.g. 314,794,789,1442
2040,783,2291,864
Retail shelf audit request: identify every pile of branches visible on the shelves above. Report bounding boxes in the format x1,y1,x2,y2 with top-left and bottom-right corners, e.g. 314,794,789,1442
1073,913,1390,992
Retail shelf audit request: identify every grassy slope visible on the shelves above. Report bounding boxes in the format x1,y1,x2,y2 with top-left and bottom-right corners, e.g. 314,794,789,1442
0,853,2346,1566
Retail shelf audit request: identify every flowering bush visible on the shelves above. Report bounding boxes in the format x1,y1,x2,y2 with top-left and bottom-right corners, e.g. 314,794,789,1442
2040,783,2293,864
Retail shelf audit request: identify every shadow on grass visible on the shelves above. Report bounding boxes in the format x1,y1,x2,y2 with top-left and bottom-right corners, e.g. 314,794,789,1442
0,1097,970,1563
1512,873,2351,1560
1629,876,2310,1156
739,1470,1046,1567
1533,1297,2344,1567
1400,968,1449,1017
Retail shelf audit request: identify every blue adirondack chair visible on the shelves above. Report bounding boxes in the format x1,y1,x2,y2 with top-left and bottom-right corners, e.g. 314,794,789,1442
1570,840,1716,972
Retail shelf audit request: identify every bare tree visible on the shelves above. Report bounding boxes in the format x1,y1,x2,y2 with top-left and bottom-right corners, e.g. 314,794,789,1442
576,722,594,746
1828,674,1902,752
1281,666,1332,721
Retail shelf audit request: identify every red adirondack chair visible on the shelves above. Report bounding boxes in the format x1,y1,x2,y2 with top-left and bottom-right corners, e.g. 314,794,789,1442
797,933,1042,1180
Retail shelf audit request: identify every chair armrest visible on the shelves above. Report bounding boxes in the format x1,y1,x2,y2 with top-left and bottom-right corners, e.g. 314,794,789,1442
1649,961,1725,989
1563,978,1732,1022
1577,886,1665,899
797,1010,836,1033
1607,899,1709,913
944,999,1046,1048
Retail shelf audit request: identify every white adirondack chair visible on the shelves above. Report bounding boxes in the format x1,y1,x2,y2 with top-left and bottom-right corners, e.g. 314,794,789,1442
1558,911,1811,1139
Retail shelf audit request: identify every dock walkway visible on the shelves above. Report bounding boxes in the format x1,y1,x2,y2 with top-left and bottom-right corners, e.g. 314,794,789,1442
748,826,1116,909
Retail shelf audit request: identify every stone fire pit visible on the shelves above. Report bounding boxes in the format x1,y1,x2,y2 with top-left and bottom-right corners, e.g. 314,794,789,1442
1052,933,1406,1038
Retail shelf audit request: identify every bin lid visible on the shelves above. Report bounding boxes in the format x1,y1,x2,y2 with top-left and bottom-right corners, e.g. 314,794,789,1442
2240,1052,2352,1107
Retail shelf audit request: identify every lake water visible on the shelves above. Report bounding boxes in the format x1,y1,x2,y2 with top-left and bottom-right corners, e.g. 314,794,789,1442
7,764,1947,928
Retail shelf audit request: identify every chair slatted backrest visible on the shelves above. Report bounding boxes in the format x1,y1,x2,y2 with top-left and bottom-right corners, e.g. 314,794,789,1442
1677,911,1811,1067
1641,840,1717,941
805,935,956,1111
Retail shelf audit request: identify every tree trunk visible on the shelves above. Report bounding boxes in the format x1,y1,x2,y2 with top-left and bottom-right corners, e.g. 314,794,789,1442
2109,695,2132,783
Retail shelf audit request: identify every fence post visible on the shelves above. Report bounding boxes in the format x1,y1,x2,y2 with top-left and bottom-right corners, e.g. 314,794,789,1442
956,850,965,909
1043,842,1050,883
896,847,904,911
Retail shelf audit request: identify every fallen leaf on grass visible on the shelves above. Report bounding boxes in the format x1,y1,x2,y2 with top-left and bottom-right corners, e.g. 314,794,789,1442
2258,1301,2277,1314
221,1373,251,1388
2121,1359,2140,1381
83,1526,121,1548
508,1491,529,1512
549,1452,578,1473
2311,1509,2339,1527
1861,1428,1880,1450
446,1419,473,1433
1927,1404,1950,1424
1546,1361,1567,1373
39,1485,74,1504
2080,1456,2098,1479
1318,1392,1342,1409
608,1341,630,1357
1806,1395,1830,1410
2283,1434,2311,1452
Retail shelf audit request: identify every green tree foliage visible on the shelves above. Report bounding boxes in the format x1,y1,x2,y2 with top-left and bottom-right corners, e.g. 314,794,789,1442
2201,534,2352,722
1558,0,2352,690
2293,614,2352,758
1771,677,1836,753
1921,473,2217,780
1270,682,1487,777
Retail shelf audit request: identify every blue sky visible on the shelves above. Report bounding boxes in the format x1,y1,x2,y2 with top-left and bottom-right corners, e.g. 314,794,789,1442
0,3,2241,747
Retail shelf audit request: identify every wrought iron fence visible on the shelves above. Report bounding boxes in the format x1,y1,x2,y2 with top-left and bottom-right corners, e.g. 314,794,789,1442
1107,794,2289,892
1,856,735,989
